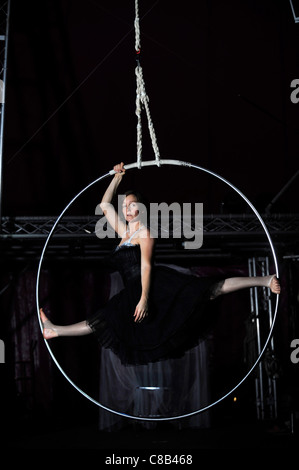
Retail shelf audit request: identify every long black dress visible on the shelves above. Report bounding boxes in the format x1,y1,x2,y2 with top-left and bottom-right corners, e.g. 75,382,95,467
88,241,219,366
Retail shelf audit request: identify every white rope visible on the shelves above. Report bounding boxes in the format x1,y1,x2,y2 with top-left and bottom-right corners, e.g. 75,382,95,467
134,0,141,52
134,0,160,168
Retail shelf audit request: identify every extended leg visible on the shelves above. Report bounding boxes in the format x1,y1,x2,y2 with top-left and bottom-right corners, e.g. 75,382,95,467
40,309,92,339
211,274,280,299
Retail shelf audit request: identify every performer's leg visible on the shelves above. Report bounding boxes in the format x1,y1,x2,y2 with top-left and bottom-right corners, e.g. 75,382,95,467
40,308,92,339
211,274,280,299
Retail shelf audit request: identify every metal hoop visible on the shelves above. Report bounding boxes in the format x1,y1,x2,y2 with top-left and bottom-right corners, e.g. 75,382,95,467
36,159,279,421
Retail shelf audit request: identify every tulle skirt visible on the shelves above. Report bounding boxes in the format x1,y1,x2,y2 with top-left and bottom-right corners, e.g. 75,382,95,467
88,266,218,365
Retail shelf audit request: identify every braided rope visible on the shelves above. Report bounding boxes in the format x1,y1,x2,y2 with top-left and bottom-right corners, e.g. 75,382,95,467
134,0,160,168
134,0,141,52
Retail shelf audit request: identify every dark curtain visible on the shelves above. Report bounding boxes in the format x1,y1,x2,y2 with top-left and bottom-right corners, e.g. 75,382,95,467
2,259,274,429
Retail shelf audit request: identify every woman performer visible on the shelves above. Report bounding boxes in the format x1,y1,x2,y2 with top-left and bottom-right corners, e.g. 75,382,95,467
40,162,280,365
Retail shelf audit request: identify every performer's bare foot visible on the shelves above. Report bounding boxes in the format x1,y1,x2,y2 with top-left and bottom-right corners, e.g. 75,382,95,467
40,308,58,339
267,275,281,294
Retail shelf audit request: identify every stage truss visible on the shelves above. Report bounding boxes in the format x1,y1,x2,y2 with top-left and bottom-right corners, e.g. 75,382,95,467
0,213,298,262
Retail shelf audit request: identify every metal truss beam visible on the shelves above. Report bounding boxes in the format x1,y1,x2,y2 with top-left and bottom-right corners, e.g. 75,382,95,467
1,213,298,263
247,257,278,420
2,213,299,238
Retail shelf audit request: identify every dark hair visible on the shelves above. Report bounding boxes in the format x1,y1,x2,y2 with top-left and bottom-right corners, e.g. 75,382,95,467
124,189,149,212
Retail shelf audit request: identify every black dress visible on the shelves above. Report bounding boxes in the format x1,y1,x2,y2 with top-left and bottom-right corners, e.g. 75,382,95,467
88,243,218,365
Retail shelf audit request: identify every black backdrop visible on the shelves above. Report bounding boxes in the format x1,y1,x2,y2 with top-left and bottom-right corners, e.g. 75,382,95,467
2,0,299,216
1,0,299,446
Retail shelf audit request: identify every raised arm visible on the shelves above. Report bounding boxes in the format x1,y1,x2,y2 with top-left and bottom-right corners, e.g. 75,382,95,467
100,162,127,237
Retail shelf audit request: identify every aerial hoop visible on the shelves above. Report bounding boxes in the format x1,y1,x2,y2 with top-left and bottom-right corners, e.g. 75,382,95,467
36,159,280,422
36,0,279,422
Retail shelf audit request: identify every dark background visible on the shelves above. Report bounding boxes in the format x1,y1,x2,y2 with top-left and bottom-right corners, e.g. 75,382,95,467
3,0,299,216
1,0,299,449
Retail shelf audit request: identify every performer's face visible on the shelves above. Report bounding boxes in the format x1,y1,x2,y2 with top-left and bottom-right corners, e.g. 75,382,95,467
122,195,140,222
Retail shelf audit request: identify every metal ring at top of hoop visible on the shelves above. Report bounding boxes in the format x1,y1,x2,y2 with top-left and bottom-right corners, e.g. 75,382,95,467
36,159,279,421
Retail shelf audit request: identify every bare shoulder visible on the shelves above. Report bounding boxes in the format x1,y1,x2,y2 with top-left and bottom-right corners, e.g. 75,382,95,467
138,227,155,247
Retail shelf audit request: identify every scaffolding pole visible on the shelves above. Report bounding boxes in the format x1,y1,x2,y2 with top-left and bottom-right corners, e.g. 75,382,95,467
248,256,278,420
0,0,10,230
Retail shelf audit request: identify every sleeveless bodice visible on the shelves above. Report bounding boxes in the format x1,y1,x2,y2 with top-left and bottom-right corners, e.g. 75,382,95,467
109,226,144,283
111,244,141,283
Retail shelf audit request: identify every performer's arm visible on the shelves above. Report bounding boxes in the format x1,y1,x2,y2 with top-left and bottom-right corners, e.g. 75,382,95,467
134,231,155,323
100,162,127,237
